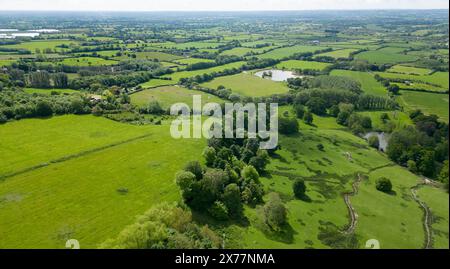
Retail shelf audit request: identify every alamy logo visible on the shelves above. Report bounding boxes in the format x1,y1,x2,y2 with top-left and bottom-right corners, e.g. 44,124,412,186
170,95,279,149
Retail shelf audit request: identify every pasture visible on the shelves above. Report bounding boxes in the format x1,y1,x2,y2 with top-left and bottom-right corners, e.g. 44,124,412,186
162,61,246,82
138,79,176,89
115,51,182,62
354,47,418,64
1,40,79,52
60,57,118,66
257,45,326,60
0,115,206,248
201,72,290,97
174,58,215,65
416,186,449,249
387,65,432,76
130,85,223,109
330,70,387,96
315,48,358,59
376,71,449,90
276,60,331,71
0,59,15,66
224,109,426,249
398,91,449,122
23,88,79,95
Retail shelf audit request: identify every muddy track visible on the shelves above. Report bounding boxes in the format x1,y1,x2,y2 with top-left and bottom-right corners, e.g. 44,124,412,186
411,184,433,249
0,133,152,181
343,173,363,234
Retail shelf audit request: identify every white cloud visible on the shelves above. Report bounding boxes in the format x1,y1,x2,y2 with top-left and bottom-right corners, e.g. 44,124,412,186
0,0,448,11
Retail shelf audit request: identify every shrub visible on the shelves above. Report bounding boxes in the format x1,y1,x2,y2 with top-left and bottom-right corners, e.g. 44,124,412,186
407,160,418,173
0,113,7,124
376,177,392,193
317,144,325,151
303,111,313,125
147,100,164,114
293,104,305,119
279,116,299,134
35,100,53,117
263,193,287,231
293,179,307,199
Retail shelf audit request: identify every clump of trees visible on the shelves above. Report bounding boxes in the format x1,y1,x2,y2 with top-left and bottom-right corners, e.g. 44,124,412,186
0,89,94,121
100,203,221,249
176,138,272,221
387,110,448,179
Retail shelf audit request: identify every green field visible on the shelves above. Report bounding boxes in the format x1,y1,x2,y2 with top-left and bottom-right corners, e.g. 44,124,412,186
220,47,274,57
387,65,432,76
276,60,331,71
331,70,387,96
355,47,418,64
352,166,425,249
162,61,246,82
398,91,449,122
174,58,215,65
116,51,182,62
154,41,223,50
357,110,413,132
376,71,449,90
130,85,223,109
0,59,15,66
1,40,79,52
315,48,358,59
201,72,290,97
138,79,177,89
0,115,206,248
257,45,326,60
416,186,449,249
60,57,118,66
223,109,428,249
392,82,447,93
23,88,80,95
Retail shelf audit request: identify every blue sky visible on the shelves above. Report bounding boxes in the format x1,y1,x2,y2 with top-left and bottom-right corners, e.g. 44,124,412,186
0,0,448,11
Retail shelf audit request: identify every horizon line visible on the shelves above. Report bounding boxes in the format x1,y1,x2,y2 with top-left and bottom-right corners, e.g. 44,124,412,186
0,8,449,12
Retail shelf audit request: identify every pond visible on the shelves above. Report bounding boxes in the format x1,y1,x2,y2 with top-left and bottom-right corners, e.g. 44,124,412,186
254,69,300,82
364,132,389,152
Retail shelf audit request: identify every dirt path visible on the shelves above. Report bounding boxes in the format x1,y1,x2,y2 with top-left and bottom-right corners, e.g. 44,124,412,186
411,183,433,249
343,173,363,234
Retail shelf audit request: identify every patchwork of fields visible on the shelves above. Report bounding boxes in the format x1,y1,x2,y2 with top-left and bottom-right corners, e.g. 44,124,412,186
0,10,448,250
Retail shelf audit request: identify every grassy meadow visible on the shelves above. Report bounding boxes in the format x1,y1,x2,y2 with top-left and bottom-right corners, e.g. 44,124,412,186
201,72,290,97
398,91,449,122
276,60,331,71
161,61,246,82
130,85,223,109
0,115,206,248
221,109,427,249
330,70,387,96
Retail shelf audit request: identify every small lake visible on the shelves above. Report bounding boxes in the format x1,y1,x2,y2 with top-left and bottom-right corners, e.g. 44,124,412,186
364,132,389,152
254,69,300,82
